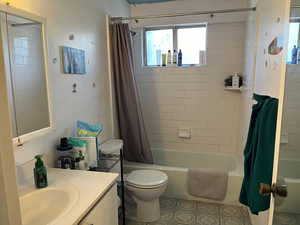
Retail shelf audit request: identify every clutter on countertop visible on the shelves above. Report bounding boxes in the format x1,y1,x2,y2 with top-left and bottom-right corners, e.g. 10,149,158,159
56,121,103,171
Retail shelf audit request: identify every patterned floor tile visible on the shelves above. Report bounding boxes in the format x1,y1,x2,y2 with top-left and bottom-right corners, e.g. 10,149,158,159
196,214,220,225
244,216,252,225
147,221,168,225
174,210,196,224
177,199,197,211
240,207,249,217
221,216,244,225
160,198,177,210
159,209,174,222
296,214,300,224
220,205,243,217
125,197,251,225
273,213,297,225
126,219,146,225
197,202,220,215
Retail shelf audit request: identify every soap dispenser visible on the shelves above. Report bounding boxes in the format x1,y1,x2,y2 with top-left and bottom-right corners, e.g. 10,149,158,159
34,155,48,189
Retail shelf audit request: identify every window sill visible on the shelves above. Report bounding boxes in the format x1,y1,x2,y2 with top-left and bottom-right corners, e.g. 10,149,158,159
143,64,207,69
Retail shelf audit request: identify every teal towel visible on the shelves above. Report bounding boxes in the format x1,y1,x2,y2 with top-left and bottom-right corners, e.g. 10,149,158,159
239,94,278,215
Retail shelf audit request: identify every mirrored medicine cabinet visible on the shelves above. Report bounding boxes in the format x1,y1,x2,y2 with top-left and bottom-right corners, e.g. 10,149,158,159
0,5,52,146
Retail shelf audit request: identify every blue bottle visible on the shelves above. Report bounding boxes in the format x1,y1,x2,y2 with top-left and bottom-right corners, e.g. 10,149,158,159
292,45,298,64
178,49,182,66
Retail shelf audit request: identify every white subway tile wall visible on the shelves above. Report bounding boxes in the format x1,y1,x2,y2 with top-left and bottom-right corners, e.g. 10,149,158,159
133,22,246,154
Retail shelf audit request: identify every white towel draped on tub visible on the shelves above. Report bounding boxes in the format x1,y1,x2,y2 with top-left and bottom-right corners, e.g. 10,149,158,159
187,168,229,201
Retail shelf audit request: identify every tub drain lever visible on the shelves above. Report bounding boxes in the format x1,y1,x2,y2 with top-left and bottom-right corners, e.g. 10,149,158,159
259,183,288,197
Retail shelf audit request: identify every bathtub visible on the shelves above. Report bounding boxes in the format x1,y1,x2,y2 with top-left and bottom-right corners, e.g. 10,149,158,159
124,149,244,206
275,158,300,214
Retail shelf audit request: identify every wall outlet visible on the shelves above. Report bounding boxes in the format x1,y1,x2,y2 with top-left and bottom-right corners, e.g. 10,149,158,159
178,128,191,139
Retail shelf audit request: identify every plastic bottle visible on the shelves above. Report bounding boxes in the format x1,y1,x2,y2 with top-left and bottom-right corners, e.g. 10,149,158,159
232,73,240,88
34,155,48,189
292,45,298,64
167,50,172,65
173,49,177,65
156,49,162,66
162,54,167,66
178,49,183,66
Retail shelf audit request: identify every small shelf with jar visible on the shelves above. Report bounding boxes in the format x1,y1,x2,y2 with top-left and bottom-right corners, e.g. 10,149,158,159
224,73,243,92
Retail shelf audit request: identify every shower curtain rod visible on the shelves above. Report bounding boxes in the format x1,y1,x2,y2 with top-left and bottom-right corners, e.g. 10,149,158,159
111,7,256,21
11,23,39,27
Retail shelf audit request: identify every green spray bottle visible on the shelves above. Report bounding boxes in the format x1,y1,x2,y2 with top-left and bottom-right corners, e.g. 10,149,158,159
34,155,48,188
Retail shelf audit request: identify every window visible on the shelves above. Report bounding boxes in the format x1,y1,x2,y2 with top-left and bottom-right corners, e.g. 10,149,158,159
144,24,207,67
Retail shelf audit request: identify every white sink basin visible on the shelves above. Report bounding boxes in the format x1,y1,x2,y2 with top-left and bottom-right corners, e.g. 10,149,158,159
20,187,79,225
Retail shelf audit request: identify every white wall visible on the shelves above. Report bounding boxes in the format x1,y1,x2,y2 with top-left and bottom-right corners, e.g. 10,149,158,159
0,0,129,165
131,0,247,155
239,0,257,155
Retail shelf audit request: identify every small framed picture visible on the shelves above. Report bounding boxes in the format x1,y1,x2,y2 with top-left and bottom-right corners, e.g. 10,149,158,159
62,46,86,74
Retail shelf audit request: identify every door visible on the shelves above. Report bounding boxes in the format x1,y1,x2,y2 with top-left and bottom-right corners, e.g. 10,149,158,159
252,0,291,225
271,2,300,225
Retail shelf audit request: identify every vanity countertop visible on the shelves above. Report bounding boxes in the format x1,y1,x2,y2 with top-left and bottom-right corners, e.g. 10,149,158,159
19,168,119,225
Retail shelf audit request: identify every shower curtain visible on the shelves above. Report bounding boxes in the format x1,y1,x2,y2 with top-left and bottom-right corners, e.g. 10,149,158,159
111,23,153,164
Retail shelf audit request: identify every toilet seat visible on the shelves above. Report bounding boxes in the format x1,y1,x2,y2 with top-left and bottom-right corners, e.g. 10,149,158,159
126,170,168,189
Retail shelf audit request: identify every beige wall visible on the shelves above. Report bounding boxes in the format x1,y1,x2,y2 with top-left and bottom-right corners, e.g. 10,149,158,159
0,0,129,166
131,0,247,155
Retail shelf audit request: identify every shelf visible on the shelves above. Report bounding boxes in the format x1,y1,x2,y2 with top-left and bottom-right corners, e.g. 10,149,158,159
224,86,243,92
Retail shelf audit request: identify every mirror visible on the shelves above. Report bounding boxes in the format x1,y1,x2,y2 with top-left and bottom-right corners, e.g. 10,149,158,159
2,13,51,139
273,2,300,224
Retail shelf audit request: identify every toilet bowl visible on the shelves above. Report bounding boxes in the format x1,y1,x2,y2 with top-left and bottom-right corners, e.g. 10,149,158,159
126,170,168,222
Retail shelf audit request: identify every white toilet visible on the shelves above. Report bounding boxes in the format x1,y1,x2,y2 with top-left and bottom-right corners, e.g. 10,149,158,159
126,169,168,222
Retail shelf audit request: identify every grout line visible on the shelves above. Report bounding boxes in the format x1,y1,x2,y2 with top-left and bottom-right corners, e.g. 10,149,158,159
219,205,222,225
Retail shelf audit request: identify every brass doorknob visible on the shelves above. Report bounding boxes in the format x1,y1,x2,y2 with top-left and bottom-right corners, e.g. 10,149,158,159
259,183,288,197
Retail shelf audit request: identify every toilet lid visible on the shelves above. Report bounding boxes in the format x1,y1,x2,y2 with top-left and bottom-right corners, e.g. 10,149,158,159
126,170,168,187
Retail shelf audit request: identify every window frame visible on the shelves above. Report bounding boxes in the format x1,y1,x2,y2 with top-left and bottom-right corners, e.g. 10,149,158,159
143,24,207,67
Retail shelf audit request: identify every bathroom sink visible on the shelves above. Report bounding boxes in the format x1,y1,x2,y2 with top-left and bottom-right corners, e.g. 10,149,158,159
20,186,79,225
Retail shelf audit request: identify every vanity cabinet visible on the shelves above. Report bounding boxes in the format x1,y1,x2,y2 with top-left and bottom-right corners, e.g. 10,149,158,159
79,184,118,225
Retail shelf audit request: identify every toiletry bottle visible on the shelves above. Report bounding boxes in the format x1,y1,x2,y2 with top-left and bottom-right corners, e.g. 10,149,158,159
232,73,240,88
78,151,87,170
178,49,183,66
156,49,162,66
162,54,167,66
173,49,177,65
167,50,172,65
292,45,298,64
34,155,48,189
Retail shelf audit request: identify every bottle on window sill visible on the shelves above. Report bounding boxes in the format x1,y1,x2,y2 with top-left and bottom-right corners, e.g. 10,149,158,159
167,50,172,65
173,49,177,65
178,49,183,66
